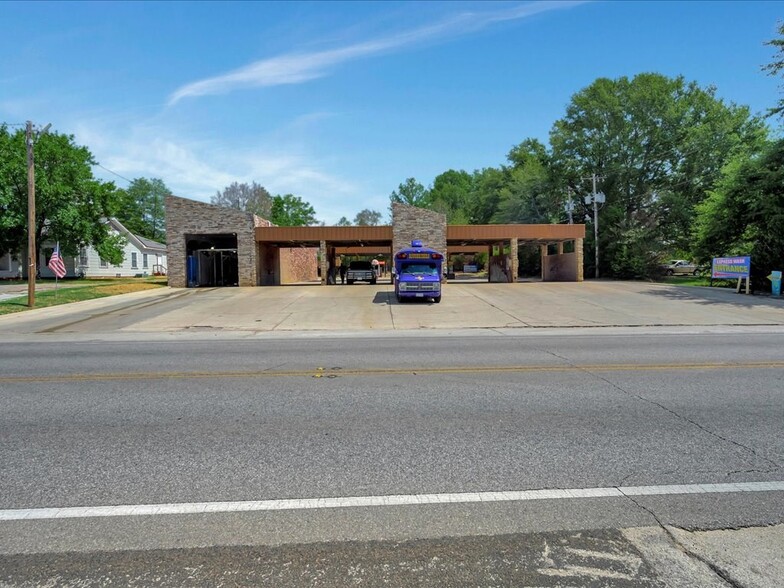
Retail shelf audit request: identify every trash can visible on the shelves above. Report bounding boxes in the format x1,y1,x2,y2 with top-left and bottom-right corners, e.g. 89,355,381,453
187,255,198,288
770,270,782,297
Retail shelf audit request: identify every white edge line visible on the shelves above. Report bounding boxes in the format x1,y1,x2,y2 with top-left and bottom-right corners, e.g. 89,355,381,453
2,481,783,522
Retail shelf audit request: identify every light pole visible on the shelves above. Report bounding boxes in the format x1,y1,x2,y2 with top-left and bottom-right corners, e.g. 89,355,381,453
583,174,605,279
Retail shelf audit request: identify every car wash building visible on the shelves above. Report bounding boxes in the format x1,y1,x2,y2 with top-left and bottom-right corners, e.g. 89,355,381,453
165,195,585,288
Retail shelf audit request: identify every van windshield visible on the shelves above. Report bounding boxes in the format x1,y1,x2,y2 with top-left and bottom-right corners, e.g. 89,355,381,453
401,263,438,276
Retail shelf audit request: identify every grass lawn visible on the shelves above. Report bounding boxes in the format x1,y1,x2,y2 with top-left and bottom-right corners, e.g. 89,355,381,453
657,275,740,288
0,277,168,316
658,275,712,287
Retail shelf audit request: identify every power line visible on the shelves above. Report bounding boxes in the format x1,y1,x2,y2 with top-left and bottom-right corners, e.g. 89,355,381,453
95,163,134,185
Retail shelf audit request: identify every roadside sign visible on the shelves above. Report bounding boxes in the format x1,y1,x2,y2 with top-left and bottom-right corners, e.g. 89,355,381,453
711,256,750,279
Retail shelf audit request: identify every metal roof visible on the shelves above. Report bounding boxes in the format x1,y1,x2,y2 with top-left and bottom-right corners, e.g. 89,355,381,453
256,223,584,247
446,224,585,243
255,225,393,246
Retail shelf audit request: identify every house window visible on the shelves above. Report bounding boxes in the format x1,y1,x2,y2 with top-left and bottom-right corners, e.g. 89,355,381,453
131,253,138,269
143,254,148,268
100,258,108,268
79,247,88,266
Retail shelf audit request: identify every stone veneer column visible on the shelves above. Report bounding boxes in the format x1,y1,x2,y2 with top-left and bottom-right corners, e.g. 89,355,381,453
510,238,518,282
391,202,446,254
575,238,584,282
319,240,327,285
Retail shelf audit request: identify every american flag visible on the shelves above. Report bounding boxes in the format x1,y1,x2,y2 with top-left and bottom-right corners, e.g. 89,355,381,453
48,242,67,279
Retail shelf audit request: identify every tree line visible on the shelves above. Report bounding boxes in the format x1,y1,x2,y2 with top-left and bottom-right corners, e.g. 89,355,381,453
385,24,784,289
2,24,782,286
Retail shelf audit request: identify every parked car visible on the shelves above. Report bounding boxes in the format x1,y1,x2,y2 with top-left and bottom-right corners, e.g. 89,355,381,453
660,259,701,276
346,260,376,284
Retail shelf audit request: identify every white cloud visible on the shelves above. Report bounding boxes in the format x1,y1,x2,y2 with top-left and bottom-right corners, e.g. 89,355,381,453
73,119,365,223
168,1,586,105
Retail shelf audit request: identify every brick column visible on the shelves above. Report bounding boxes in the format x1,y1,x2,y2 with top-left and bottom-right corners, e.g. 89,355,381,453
540,244,547,281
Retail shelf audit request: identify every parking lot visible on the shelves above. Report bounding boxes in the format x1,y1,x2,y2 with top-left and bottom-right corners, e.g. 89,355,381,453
2,280,783,336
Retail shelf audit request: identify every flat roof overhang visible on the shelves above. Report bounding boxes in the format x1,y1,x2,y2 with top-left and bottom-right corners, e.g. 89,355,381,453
255,225,393,247
446,224,585,246
255,223,585,248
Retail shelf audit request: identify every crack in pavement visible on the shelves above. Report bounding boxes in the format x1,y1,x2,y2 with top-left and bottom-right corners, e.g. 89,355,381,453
618,490,744,588
533,345,781,471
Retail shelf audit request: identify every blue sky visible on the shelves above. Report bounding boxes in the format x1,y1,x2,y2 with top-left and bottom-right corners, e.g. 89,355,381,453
1,1,781,224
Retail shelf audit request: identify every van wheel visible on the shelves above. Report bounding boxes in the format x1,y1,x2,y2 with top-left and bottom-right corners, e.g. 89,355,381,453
433,296,441,303
666,269,674,276
371,278,377,285
347,279,354,285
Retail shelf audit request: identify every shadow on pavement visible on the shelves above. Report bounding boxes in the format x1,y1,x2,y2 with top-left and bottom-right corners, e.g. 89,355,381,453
643,284,784,309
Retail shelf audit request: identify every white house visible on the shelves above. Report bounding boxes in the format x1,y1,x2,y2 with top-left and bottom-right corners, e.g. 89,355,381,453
0,218,167,279
0,251,22,279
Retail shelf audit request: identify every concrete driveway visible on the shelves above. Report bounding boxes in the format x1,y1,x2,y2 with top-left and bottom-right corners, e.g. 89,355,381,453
2,280,783,335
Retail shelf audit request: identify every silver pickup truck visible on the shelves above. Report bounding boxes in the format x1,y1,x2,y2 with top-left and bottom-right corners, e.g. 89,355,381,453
661,259,701,276
346,260,376,284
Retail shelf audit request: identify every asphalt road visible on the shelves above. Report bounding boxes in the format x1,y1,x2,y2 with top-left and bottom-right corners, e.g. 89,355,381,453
1,331,783,585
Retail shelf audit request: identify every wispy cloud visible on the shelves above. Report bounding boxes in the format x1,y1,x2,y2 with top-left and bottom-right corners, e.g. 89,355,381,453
168,1,585,105
73,119,362,223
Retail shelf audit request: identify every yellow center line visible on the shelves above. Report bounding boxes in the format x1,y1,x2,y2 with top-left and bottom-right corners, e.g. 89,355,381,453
2,361,784,383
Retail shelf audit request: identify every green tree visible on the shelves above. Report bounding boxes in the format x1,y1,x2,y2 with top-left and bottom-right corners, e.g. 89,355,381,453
0,125,124,267
429,170,472,224
693,139,784,290
336,216,352,226
389,177,429,208
493,166,555,225
550,73,764,278
117,177,169,242
468,167,507,225
270,194,318,226
353,209,382,226
507,138,549,168
763,21,784,118
211,181,273,218
493,139,560,225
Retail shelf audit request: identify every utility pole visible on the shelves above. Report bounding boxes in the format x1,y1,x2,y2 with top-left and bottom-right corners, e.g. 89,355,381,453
564,188,574,224
592,174,599,279
24,121,50,307
583,174,605,279
26,121,36,307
